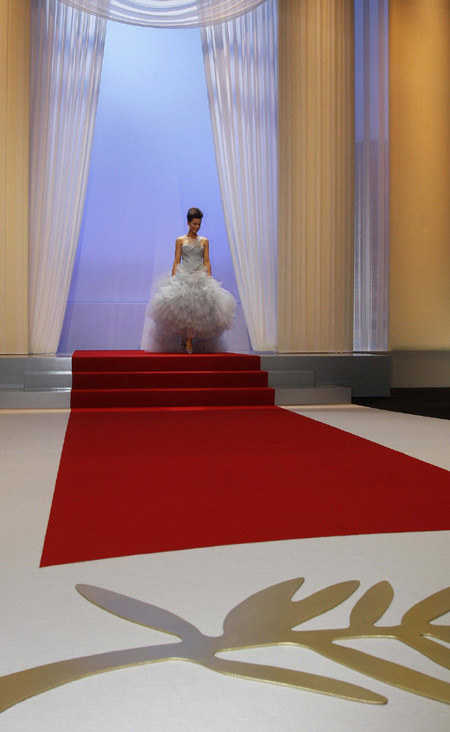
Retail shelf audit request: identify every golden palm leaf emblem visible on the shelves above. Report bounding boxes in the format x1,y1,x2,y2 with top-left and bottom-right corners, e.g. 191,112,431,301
1,578,450,712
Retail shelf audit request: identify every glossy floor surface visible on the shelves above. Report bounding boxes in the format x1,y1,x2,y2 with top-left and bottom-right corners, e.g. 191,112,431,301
1,405,449,731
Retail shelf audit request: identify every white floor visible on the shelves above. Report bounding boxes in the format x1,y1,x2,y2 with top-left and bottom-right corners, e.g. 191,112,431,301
1,405,449,731
284,404,450,472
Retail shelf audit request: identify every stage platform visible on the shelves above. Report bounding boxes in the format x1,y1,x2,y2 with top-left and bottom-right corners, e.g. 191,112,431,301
0,352,389,409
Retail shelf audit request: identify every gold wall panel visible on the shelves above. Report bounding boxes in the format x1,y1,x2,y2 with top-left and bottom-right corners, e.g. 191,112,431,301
0,0,30,354
389,0,450,349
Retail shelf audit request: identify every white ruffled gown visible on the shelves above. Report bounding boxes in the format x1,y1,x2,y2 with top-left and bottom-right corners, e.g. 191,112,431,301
141,236,236,352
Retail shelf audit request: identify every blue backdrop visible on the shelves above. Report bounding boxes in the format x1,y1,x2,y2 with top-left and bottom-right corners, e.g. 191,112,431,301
58,21,249,352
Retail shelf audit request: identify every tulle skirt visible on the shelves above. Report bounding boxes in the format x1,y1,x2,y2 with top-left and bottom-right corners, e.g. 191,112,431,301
141,263,236,352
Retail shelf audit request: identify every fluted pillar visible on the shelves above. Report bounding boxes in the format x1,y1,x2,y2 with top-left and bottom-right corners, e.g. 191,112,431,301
277,0,354,352
0,0,30,354
389,0,450,349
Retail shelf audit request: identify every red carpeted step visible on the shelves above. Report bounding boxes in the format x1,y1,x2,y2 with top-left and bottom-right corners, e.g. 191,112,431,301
71,351,274,409
72,370,268,390
72,350,261,373
71,386,274,409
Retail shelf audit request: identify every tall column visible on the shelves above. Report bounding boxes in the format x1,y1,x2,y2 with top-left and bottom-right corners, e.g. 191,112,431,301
277,0,354,352
389,0,450,349
0,0,30,354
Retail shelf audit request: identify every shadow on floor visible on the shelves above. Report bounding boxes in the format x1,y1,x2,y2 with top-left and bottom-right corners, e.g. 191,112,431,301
353,388,450,421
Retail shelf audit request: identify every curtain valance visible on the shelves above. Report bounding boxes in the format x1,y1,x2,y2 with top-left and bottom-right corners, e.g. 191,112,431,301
54,1,267,27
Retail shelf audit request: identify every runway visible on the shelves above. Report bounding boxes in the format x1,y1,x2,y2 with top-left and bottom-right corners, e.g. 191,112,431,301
1,404,449,731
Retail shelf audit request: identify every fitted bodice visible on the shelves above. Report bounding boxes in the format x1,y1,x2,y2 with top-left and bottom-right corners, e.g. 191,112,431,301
181,236,205,273
143,232,236,347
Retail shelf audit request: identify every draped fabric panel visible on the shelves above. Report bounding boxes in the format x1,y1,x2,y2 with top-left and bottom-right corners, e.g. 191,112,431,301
29,0,106,353
55,0,267,27
277,0,354,353
353,0,389,351
201,0,277,351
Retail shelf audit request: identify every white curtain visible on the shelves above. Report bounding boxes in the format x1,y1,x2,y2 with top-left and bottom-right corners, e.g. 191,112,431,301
353,0,389,351
29,0,106,353
201,0,277,351
55,0,267,26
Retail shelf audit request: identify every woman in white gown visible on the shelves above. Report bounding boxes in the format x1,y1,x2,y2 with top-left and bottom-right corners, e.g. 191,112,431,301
141,208,236,353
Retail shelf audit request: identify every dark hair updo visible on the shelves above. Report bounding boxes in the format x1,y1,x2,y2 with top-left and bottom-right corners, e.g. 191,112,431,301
187,207,203,222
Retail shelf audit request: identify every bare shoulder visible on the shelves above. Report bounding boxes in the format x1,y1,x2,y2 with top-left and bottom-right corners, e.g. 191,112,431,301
202,237,210,246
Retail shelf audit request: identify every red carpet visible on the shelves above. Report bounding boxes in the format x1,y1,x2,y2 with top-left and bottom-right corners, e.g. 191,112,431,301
71,351,274,408
41,391,450,567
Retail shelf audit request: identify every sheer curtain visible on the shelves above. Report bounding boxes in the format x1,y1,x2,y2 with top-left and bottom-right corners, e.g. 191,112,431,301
54,1,267,26
353,0,389,351
201,0,277,351
29,0,106,353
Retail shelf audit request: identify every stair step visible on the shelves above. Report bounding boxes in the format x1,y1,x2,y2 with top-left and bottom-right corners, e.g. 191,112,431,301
268,370,315,388
275,386,352,405
71,387,275,409
0,389,71,409
72,351,261,373
24,370,72,390
73,370,268,390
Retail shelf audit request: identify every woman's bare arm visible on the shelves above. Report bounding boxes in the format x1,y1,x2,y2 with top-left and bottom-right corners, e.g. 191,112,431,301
172,238,183,275
202,238,211,276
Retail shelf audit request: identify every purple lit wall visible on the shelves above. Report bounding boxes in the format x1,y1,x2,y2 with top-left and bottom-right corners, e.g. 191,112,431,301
58,21,249,353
